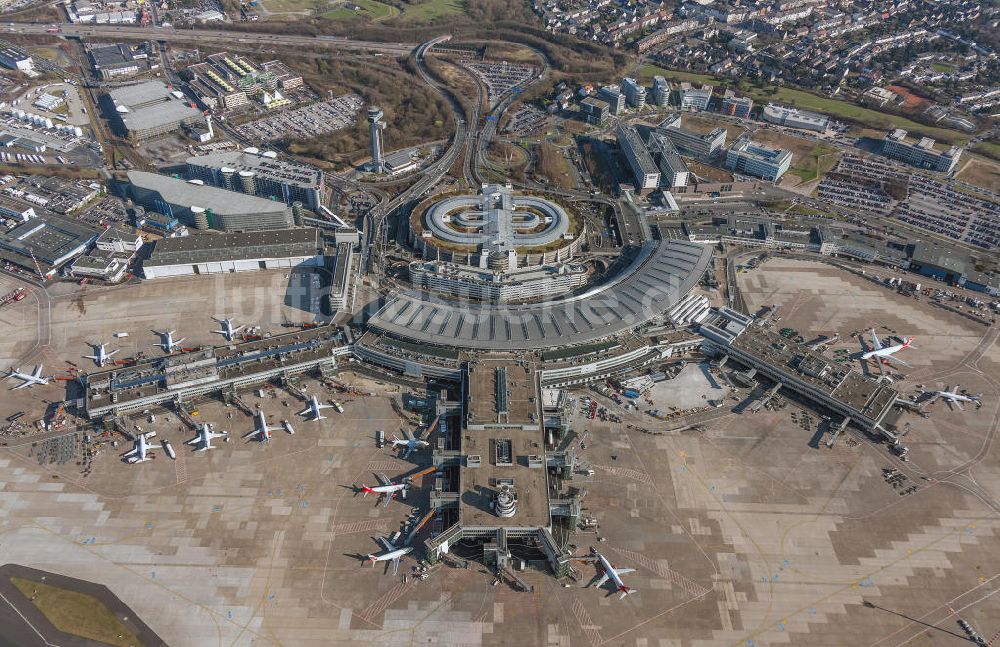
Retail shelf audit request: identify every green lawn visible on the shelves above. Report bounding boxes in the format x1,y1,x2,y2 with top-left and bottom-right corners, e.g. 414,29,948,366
789,143,840,183
262,0,320,12
971,141,1000,162
322,0,398,20
637,64,971,145
399,0,464,22
11,577,141,647
930,62,954,73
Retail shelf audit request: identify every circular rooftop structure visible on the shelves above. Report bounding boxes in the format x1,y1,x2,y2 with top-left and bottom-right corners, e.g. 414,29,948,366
410,183,583,269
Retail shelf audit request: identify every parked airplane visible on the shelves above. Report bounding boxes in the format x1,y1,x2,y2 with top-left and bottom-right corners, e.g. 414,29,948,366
356,473,408,508
6,365,48,389
297,395,334,421
84,342,118,367
243,409,280,442
585,550,637,600
928,385,982,410
186,423,229,451
365,536,413,575
861,328,915,368
389,431,430,459
212,317,244,342
122,432,156,464
154,330,184,353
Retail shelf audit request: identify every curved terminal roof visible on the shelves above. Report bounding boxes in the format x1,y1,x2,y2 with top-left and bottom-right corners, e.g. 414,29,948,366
368,240,712,351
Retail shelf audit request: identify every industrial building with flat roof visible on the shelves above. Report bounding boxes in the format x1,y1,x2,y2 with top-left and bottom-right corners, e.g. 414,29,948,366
0,213,99,277
0,44,33,73
725,134,792,181
880,129,962,173
87,42,156,80
186,149,323,209
761,103,830,131
124,170,293,232
107,80,204,142
141,227,322,279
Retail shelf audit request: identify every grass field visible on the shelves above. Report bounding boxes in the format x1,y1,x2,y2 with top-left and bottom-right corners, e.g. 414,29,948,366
971,141,1000,162
931,62,954,73
789,143,840,183
11,577,141,647
262,0,320,12
955,157,1000,192
399,0,464,22
322,0,398,19
637,64,970,145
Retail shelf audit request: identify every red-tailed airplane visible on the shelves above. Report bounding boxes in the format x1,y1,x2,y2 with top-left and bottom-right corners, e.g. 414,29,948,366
862,328,915,368
583,549,637,600
356,473,409,508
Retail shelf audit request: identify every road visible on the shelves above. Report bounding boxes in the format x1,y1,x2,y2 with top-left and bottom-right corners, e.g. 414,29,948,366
6,22,417,55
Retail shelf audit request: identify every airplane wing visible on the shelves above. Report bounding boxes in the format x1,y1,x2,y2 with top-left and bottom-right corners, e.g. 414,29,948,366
592,573,610,589
402,446,413,459
375,473,391,486
381,493,392,508
107,349,120,356
889,356,912,368
185,436,201,446
954,399,964,411
12,380,31,390
379,536,395,551
84,354,98,361
122,446,138,458
297,406,312,417
614,568,635,576
870,329,883,351
391,557,400,576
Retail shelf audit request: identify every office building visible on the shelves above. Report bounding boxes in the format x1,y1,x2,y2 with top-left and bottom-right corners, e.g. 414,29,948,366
124,170,294,232
107,80,204,143
598,85,626,115
621,78,646,109
679,82,713,110
186,149,323,209
655,114,727,160
579,97,609,125
645,130,690,188
0,45,33,73
141,228,323,279
761,103,830,132
368,107,386,172
725,134,792,181
721,90,753,118
880,129,962,173
616,122,660,191
652,76,671,107
185,52,303,111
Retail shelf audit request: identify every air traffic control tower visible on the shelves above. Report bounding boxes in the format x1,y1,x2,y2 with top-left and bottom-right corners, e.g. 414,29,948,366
423,358,580,578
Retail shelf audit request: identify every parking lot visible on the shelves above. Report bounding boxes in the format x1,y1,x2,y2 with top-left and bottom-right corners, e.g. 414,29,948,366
236,94,363,142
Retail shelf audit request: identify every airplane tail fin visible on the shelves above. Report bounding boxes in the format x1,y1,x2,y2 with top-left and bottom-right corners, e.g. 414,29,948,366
365,554,377,566
903,337,916,348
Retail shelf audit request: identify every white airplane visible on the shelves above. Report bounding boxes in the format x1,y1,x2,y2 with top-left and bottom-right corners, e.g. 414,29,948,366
586,551,637,600
154,330,185,353
862,328,915,368
389,431,430,459
6,365,48,389
928,385,982,411
84,342,119,367
186,423,229,451
242,409,280,442
297,395,334,421
122,432,156,464
212,317,244,342
357,473,409,508
365,536,413,576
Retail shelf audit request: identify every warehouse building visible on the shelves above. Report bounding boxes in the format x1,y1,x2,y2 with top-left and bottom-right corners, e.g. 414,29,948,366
124,171,294,232
141,227,323,279
880,129,962,173
88,42,156,80
725,135,792,181
0,45,33,73
186,149,323,209
0,213,99,277
107,80,205,142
